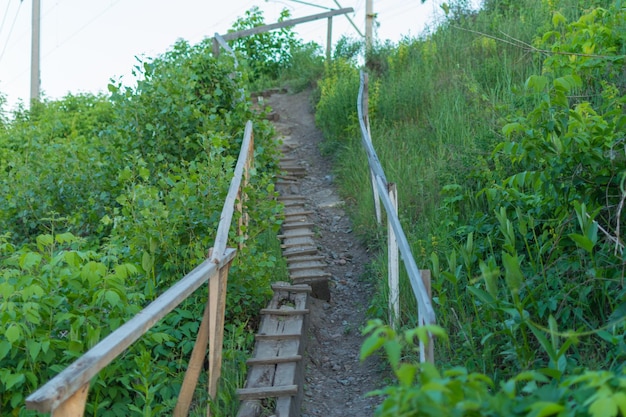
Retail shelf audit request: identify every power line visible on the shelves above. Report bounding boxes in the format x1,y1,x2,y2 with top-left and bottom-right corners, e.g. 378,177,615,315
0,0,14,38
42,0,123,60
0,0,24,65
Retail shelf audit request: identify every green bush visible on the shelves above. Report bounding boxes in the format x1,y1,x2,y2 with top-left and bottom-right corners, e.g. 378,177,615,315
0,29,286,416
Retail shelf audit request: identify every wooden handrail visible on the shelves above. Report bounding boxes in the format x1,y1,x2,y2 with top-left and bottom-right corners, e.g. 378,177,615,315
26,120,257,415
212,120,253,262
217,8,353,42
357,70,437,360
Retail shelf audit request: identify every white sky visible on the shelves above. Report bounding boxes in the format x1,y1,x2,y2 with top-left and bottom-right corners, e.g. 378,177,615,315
0,0,456,111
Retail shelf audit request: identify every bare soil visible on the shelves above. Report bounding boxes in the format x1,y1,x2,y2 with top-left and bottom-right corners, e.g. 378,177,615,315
264,89,385,417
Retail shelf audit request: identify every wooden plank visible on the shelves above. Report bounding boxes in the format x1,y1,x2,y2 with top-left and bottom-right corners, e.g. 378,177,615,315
260,309,310,316
284,247,317,257
255,333,302,340
290,270,331,279
288,262,326,272
237,385,298,400
246,355,302,365
174,297,211,417
211,122,253,262
25,249,236,413
219,8,354,41
388,182,399,330
283,255,324,263
281,238,316,249
270,283,312,293
277,231,314,239
283,210,314,217
282,221,314,229
277,174,299,181
208,262,232,401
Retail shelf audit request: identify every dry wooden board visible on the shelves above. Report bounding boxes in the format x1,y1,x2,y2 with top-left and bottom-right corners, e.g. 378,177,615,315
288,261,327,271
290,269,331,279
283,210,314,217
277,195,305,201
277,231,315,239
283,255,325,263
283,247,317,258
281,237,316,248
271,283,311,293
282,222,315,230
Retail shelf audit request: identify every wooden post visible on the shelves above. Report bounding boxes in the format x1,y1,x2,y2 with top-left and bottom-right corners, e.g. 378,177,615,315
207,258,233,416
388,183,399,329
419,269,434,364
51,383,89,417
326,17,333,62
174,297,213,416
213,37,220,58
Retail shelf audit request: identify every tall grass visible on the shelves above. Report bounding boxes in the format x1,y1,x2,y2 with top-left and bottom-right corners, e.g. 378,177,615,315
315,0,624,380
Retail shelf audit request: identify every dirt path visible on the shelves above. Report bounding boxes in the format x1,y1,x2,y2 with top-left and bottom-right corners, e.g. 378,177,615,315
265,89,384,417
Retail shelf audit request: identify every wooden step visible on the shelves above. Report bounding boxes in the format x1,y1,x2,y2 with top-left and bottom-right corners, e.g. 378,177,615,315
282,222,315,230
284,247,317,257
288,263,326,272
260,308,310,316
284,210,314,217
278,231,314,239
270,283,312,293
237,385,299,400
246,355,302,365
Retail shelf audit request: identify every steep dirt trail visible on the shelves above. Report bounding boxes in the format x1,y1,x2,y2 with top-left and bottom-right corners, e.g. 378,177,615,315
265,89,384,417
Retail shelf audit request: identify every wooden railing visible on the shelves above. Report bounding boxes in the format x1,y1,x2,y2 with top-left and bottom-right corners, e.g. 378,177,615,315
25,121,256,416
357,71,437,363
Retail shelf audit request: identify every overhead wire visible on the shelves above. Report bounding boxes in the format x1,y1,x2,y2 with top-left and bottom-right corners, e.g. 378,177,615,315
0,0,14,39
42,0,123,60
0,0,23,65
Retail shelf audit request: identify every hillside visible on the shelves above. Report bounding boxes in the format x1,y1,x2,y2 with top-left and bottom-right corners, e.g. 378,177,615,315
315,0,626,414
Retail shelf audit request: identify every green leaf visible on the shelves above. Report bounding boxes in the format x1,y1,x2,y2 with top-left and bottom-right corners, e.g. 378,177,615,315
360,332,386,361
142,252,153,273
467,286,497,306
27,340,41,361
5,324,21,345
525,75,548,93
589,396,618,417
383,340,401,370
502,122,524,137
552,11,566,27
0,282,15,298
36,234,54,249
529,401,565,417
502,252,523,297
528,322,557,362
568,233,594,253
395,363,417,387
104,290,121,307
19,252,42,270
4,372,25,390
612,392,626,417
0,340,12,361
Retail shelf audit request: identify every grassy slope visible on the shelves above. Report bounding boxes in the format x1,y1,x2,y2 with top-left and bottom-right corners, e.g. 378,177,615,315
316,0,624,380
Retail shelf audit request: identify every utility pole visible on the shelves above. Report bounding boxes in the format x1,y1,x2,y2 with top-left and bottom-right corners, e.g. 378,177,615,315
365,0,373,53
30,0,41,103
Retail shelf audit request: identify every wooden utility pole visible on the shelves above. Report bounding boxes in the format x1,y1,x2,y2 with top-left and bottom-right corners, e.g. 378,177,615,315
30,0,41,103
365,0,373,53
